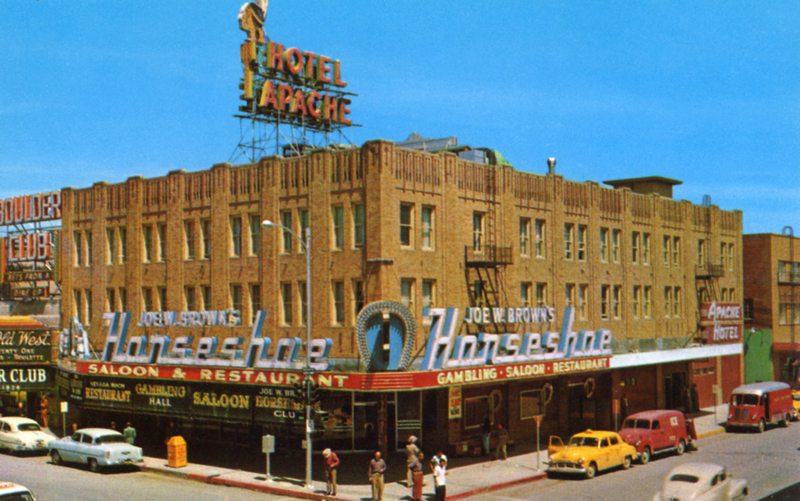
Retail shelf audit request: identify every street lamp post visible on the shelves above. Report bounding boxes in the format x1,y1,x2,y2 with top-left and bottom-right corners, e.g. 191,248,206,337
262,219,313,489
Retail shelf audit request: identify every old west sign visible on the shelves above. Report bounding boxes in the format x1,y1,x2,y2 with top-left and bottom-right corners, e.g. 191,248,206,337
0,325,51,363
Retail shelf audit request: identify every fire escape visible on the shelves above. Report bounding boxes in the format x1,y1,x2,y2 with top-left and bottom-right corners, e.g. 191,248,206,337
464,162,513,335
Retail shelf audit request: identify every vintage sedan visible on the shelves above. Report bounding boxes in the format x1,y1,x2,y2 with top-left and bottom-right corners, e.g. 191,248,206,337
49,428,143,472
0,481,36,501
653,462,748,501
0,417,55,454
546,429,637,479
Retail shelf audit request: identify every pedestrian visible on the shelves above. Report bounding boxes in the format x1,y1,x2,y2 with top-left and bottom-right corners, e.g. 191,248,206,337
110,420,117,432
322,448,340,496
123,422,137,445
409,451,424,501
369,451,386,501
405,435,419,488
495,423,508,460
39,394,49,429
434,456,447,501
481,415,491,455
430,451,447,474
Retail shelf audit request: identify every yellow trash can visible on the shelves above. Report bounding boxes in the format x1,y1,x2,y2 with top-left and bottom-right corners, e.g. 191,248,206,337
167,436,187,468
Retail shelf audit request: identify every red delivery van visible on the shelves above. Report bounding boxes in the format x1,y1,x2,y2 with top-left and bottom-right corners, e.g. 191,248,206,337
727,381,793,432
619,410,696,464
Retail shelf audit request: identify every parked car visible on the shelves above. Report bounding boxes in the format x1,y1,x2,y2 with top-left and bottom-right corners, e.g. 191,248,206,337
792,390,800,420
619,410,697,464
0,481,36,500
727,381,793,432
48,428,143,472
546,429,637,479
0,417,55,454
653,462,747,501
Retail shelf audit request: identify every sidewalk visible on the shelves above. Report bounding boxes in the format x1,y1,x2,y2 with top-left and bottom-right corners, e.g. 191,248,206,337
139,405,729,501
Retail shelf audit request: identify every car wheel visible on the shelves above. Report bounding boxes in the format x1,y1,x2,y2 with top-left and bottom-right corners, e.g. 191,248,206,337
676,439,685,455
622,456,632,469
88,458,99,473
640,446,651,465
782,414,791,427
585,462,597,479
51,450,62,465
757,419,765,433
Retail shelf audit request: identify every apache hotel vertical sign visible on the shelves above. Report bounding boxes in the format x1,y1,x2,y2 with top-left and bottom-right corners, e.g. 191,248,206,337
0,192,61,300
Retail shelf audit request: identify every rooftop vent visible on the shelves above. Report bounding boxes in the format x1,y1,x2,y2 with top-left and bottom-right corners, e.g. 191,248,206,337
547,158,556,174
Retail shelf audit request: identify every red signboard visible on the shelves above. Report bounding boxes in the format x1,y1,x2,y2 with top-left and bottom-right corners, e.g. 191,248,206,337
58,356,611,392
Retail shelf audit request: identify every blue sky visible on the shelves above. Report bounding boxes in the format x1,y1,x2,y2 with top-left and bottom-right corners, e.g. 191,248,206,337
2,1,797,234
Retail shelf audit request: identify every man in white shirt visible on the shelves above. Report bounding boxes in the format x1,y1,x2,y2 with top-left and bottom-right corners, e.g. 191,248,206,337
433,457,447,501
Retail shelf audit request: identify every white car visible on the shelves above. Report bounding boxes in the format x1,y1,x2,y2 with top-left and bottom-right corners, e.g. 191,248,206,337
654,462,748,501
0,481,36,500
49,428,143,472
0,417,55,454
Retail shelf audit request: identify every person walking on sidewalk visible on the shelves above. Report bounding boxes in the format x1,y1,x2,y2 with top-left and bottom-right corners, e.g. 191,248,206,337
495,424,508,460
409,451,424,501
369,451,387,501
322,448,340,496
482,415,492,455
123,422,137,445
405,435,419,488
433,457,447,501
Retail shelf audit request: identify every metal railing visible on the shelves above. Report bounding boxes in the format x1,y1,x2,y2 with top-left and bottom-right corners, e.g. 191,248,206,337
464,245,513,266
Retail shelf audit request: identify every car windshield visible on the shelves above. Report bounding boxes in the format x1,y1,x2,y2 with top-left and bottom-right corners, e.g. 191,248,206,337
17,423,41,432
0,493,35,501
732,394,760,406
568,436,599,447
622,419,650,429
793,394,800,401
96,434,126,444
669,474,699,483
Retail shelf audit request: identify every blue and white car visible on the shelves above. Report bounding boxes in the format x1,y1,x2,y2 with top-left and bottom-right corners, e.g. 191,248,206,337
0,417,55,454
49,428,143,472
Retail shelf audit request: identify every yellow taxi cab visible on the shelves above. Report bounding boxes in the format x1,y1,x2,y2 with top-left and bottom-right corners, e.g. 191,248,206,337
546,429,637,479
792,390,800,420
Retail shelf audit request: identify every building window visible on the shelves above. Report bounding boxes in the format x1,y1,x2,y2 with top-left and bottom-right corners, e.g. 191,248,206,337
280,211,292,253
299,209,309,251
230,217,242,257
421,207,434,250
565,283,575,308
536,283,547,307
281,283,292,325
354,280,365,318
120,288,127,312
633,286,642,319
564,223,574,260
250,214,261,255
612,229,621,263
578,284,588,320
74,231,82,267
663,235,671,266
119,227,127,263
400,203,414,247
142,224,153,263
601,285,610,320
631,232,640,264
473,212,484,252
106,288,116,313
721,288,728,302
534,220,545,258
520,218,530,256
643,233,650,265
142,287,153,312
729,287,735,302
85,231,92,266
85,290,92,325
521,282,532,308
250,284,261,324
333,281,345,325
726,243,734,271
332,206,344,249
73,290,82,322
353,204,366,248
644,286,652,318
422,280,435,312
612,285,621,319
231,284,243,315
576,225,587,261
600,228,609,262
697,239,706,266
157,287,166,311
185,286,196,312
107,228,116,265
674,287,682,317
185,221,196,260
664,287,673,318
202,285,211,310
157,224,166,262
202,219,211,259
401,278,415,314
299,282,308,325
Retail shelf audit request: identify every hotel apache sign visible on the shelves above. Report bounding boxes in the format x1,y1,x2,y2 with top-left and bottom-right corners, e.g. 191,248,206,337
699,301,743,344
238,1,353,130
